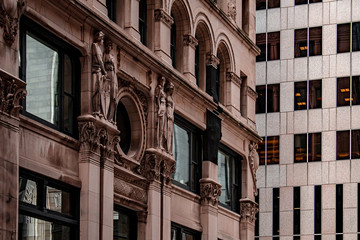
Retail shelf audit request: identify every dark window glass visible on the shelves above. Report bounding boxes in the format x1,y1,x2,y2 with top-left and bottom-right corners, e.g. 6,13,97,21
353,76,360,105
353,22,360,52
268,0,280,8
337,77,351,106
309,80,322,109
195,40,200,85
309,27,322,56
259,138,266,165
256,0,266,10
309,133,321,162
117,101,131,154
139,0,147,45
295,82,307,110
173,117,201,193
314,185,322,238
295,29,307,57
256,33,266,62
352,130,360,159
337,24,350,53
336,184,343,240
171,223,201,240
107,0,116,22
337,131,350,160
218,147,241,212
294,187,301,238
255,191,260,239
273,188,280,238
358,183,360,239
171,13,176,68
310,0,322,3
295,0,308,5
268,32,280,60
113,206,137,240
267,136,280,164
267,84,280,113
256,85,266,113
294,134,307,163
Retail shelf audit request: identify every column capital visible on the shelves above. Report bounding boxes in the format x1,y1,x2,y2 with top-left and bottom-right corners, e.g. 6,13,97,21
154,9,173,28
239,198,258,224
206,53,220,69
226,72,242,87
199,178,222,206
183,34,198,49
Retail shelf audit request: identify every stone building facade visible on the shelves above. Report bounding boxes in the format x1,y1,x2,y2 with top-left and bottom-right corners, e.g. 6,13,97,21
255,0,360,239
0,0,260,239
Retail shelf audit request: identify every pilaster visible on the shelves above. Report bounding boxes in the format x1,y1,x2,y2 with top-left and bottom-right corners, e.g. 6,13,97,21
154,8,173,65
182,34,198,84
239,198,258,240
226,72,242,113
124,0,141,41
206,54,220,103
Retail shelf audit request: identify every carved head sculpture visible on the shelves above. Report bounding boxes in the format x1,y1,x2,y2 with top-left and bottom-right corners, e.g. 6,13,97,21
104,38,113,53
94,31,105,44
159,76,166,87
166,81,174,95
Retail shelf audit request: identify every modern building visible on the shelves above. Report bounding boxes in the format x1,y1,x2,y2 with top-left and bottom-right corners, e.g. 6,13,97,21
255,0,360,239
0,0,261,239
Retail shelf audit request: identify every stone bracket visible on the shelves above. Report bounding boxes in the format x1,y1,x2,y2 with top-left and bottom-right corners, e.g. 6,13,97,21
239,198,258,224
154,9,173,27
199,178,222,206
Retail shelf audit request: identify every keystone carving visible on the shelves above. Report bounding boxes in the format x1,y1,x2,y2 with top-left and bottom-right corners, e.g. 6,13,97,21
200,179,222,206
0,75,27,118
240,198,258,224
154,9,173,27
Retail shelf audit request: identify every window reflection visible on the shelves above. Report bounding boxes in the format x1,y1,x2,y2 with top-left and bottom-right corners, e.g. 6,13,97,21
259,136,279,165
295,82,307,110
218,151,231,206
256,32,280,62
294,134,307,162
19,177,38,206
173,124,190,186
113,207,137,240
46,186,72,216
295,27,322,57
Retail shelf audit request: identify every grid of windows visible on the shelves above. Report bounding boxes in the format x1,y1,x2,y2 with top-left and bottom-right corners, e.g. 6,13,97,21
259,136,280,165
294,27,322,58
294,80,322,110
337,22,360,53
256,84,280,113
337,76,360,106
294,133,321,163
256,32,280,62
336,130,360,160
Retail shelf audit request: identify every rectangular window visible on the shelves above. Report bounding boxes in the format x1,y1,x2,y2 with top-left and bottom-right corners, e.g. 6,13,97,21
259,137,266,165
336,184,343,240
173,116,201,193
352,130,360,159
309,80,322,109
20,18,80,137
171,223,201,240
256,0,266,10
295,80,322,110
268,0,280,8
259,136,280,165
309,133,321,161
294,133,321,163
353,22,360,52
139,0,147,45
107,0,117,22
337,22,360,53
218,146,241,212
18,169,79,240
314,185,322,240
295,27,322,57
256,85,266,113
293,187,301,240
256,84,280,114
294,134,307,163
273,188,280,240
337,76,360,106
336,130,360,160
113,206,137,240
256,33,266,62
295,0,322,6
256,32,280,62
295,81,307,110
255,190,260,239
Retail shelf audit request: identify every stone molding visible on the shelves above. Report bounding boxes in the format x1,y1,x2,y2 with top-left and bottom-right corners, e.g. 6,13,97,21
199,178,222,206
226,72,242,87
239,198,258,224
247,86,258,100
0,70,27,118
183,34,198,49
0,0,26,46
154,9,173,27
206,53,220,68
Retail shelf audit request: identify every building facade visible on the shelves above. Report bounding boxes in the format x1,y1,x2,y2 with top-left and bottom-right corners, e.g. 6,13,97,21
255,0,360,239
0,0,261,239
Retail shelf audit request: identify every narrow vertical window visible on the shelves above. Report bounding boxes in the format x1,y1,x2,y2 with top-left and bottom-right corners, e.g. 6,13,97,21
295,29,307,58
267,32,280,60
337,77,351,106
352,130,360,159
255,191,260,239
259,137,266,165
309,27,322,56
273,188,280,240
314,185,322,240
294,134,307,163
353,76,360,105
309,80,322,109
195,40,200,85
256,33,266,62
295,81,307,110
337,24,350,53
309,133,321,162
353,22,360,52
336,184,343,240
294,187,301,240
267,136,280,164
107,0,117,22
267,84,280,113
170,13,176,68
256,85,266,113
139,0,147,45
337,131,350,160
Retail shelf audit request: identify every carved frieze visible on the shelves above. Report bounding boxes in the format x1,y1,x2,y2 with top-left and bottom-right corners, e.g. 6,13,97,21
114,178,147,204
206,53,220,68
247,86,258,101
183,34,198,49
226,72,242,87
0,74,27,118
154,9,173,27
240,198,258,224
199,178,222,206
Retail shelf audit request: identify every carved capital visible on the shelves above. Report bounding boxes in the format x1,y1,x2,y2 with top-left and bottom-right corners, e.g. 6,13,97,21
200,178,222,206
226,72,242,87
154,9,173,27
247,86,258,100
139,153,161,182
240,198,258,224
206,53,220,69
183,34,198,49
0,71,27,118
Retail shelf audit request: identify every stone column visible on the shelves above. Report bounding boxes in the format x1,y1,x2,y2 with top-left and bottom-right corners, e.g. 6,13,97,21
182,34,198,84
124,0,141,41
0,70,27,240
206,53,220,103
239,198,258,240
154,9,173,65
226,72,242,113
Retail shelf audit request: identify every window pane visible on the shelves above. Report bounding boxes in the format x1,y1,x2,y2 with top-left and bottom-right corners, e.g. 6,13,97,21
218,151,231,206
351,130,360,159
273,188,280,236
267,136,279,164
26,33,59,125
64,54,73,94
113,210,130,239
173,124,190,186
259,137,266,165
64,95,74,134
267,84,280,113
256,33,266,62
295,29,307,58
309,133,321,162
309,80,322,109
309,27,322,56
170,14,176,68
336,185,343,235
352,22,360,52
256,0,266,10
337,131,350,160
182,232,195,240
18,215,71,239
294,187,301,235
309,0,322,3
46,186,72,216
314,185,322,235
337,77,350,107
268,32,280,60
256,85,266,113
294,134,307,163
19,177,38,206
353,76,360,105
117,101,132,154
139,0,147,45
268,0,280,8
295,0,307,5
337,24,350,53
295,81,307,110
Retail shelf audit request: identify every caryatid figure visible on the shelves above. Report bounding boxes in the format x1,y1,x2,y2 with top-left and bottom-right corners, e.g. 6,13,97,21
104,39,118,122
166,82,174,154
92,31,106,115
155,77,167,150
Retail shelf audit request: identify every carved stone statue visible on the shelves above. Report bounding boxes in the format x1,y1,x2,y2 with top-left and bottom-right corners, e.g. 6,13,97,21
92,31,106,116
104,39,118,122
155,77,166,150
228,1,236,21
165,82,174,154
249,141,259,173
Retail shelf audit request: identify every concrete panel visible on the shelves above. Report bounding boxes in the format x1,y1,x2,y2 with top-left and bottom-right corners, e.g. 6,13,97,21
322,108,330,131
301,210,314,235
323,2,330,25
308,161,322,185
309,3,323,27
294,5,308,29
280,134,293,164
287,111,294,134
329,161,337,183
292,163,308,186
281,30,294,60
280,82,294,112
323,55,330,78
267,60,281,84
329,108,337,131
351,106,360,129
322,25,337,56
256,62,267,85
337,53,351,77
322,131,336,161
329,1,337,24
288,7,295,29
256,114,266,136
294,57,308,81
267,8,281,32
337,0,351,24
267,113,280,136
266,164,280,188
336,160,351,183
322,78,337,109
257,166,266,188
287,59,294,82
301,185,314,210
281,60,288,82
293,110,307,134
260,212,273,236
351,51,360,76
322,184,335,209
322,209,336,234
343,183,357,208
322,161,329,184
353,0,360,22
256,10,267,33
280,112,287,134
280,187,293,211
343,208,357,233
329,54,337,78
351,159,360,182
281,0,294,8
308,108,322,133
309,56,323,80
281,8,288,30
280,165,287,186
336,106,351,130
279,211,293,236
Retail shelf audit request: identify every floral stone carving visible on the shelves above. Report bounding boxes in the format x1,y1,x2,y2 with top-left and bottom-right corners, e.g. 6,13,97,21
240,198,258,224
200,178,222,206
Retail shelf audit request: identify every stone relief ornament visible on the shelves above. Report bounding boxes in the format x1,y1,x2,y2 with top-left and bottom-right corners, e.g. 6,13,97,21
200,179,222,206
0,75,27,118
0,0,25,46
165,82,174,154
228,0,237,21
249,141,259,195
154,8,173,27
240,198,259,224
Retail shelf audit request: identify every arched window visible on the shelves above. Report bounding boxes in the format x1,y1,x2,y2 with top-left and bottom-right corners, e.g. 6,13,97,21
216,42,231,105
116,101,131,154
195,22,212,91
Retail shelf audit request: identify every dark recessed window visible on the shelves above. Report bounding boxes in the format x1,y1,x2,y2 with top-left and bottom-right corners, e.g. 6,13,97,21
256,85,266,113
256,84,280,113
309,80,322,109
294,134,307,162
336,184,343,240
294,133,321,163
256,33,266,62
256,32,280,62
295,82,307,110
116,101,131,154
139,0,147,45
353,22,360,51
19,169,79,240
273,188,280,240
173,116,201,193
195,39,200,85
171,223,201,240
20,18,80,137
218,146,241,212
337,22,360,53
113,206,137,240
255,190,260,239
337,76,360,106
295,80,322,110
259,136,280,165
336,130,360,160
295,0,322,5
295,27,322,58
314,185,322,240
294,187,301,240
107,0,117,22
268,0,280,8
256,0,266,10
170,13,176,68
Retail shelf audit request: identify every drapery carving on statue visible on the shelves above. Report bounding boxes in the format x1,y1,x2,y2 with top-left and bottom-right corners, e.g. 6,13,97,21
227,0,236,21
249,141,259,195
0,75,27,118
240,199,258,224
0,0,25,46
200,179,222,206
165,81,174,154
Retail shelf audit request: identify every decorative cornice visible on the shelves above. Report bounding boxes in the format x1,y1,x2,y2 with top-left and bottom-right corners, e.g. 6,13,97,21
226,72,242,87
0,72,27,118
199,178,222,206
183,34,198,49
247,86,258,100
154,9,173,27
240,198,258,224
206,53,220,68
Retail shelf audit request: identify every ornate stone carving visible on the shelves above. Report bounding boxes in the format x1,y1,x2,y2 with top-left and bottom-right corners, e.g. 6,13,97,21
249,141,259,195
226,72,242,87
139,153,161,182
240,198,258,224
154,9,173,27
228,0,237,21
161,155,176,185
0,0,25,46
206,53,220,68
0,74,27,118
200,179,222,206
114,178,147,204
247,86,258,100
183,34,198,49
79,122,101,152
165,82,174,154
